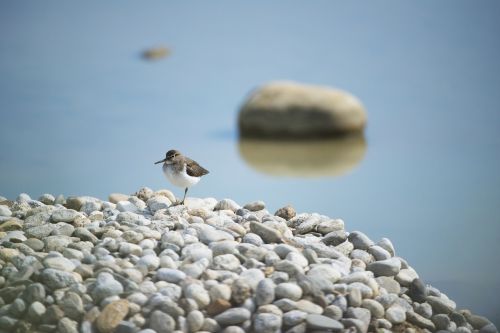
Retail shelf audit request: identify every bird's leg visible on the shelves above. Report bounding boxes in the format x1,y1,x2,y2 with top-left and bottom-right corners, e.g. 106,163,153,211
180,188,188,205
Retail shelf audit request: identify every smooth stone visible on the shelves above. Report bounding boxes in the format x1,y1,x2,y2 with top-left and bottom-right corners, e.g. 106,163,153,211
214,199,241,212
115,321,138,333
243,200,265,211
240,268,265,290
376,276,401,294
285,251,308,268
250,221,283,243
214,308,251,326
406,311,436,330
184,284,210,308
254,312,282,333
73,227,99,243
0,205,12,217
256,278,276,306
9,298,26,318
242,233,264,246
348,231,374,250
23,283,46,304
367,258,401,277
385,305,406,324
41,268,78,290
27,301,46,323
368,245,392,261
306,264,341,291
60,292,84,320
57,317,78,333
90,272,124,303
51,209,79,223
346,307,371,328
283,310,308,327
322,230,347,246
274,205,296,220
209,284,232,301
147,196,172,213
186,310,204,333
408,278,427,302
361,299,385,319
222,326,246,333
480,323,498,333
192,224,234,245
43,256,76,272
341,318,366,333
377,238,395,256
450,311,467,326
275,283,303,301
432,313,452,330
348,287,362,307
156,268,186,283
414,302,433,319
96,300,129,333
206,299,232,317
26,224,56,238
116,201,139,213
295,300,323,314
0,219,22,232
238,81,366,138
137,254,160,271
396,267,419,286
306,314,344,331
212,254,241,271
149,310,175,332
324,305,343,320
317,219,344,234
426,296,456,314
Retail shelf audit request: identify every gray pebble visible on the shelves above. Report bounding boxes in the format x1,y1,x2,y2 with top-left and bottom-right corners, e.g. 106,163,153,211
214,307,251,326
367,257,401,277
306,314,343,331
58,317,78,333
256,278,275,305
149,310,175,332
275,283,303,301
253,312,282,333
348,231,374,250
385,305,406,324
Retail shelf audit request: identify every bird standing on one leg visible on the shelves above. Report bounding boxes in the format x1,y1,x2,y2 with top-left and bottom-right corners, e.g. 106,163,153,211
154,149,209,205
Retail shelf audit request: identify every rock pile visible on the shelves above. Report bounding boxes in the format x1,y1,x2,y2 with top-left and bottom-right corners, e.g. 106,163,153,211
0,189,497,333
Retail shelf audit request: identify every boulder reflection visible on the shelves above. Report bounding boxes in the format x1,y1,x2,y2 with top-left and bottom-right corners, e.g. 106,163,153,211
238,135,366,177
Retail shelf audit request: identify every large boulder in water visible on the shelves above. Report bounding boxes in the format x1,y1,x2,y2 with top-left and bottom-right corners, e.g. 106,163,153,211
238,81,366,138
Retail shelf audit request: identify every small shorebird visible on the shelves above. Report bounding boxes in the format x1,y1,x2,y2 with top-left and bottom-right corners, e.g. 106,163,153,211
154,149,209,205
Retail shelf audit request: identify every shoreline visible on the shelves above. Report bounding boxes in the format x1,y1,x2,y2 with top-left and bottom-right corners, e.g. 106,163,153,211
0,188,497,333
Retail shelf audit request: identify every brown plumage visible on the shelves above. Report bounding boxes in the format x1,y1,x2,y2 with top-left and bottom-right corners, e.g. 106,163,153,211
155,149,209,205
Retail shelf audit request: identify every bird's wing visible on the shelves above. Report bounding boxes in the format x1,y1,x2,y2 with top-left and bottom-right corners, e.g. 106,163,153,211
186,158,209,177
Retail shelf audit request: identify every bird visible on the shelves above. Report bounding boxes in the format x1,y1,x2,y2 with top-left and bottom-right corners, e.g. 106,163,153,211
154,149,209,205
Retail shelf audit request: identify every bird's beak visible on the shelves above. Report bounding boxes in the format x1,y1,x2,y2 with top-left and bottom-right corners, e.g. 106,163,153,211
154,158,167,165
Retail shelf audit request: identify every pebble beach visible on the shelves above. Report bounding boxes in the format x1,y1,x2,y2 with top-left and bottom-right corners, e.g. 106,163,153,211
0,188,497,333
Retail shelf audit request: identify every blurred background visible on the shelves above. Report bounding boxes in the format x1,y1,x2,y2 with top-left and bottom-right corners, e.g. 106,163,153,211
1,1,499,325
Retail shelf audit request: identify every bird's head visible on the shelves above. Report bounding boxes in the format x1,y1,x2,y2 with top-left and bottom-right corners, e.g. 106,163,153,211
155,149,181,165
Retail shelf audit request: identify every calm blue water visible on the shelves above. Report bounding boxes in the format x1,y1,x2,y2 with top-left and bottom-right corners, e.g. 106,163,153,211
1,1,499,325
